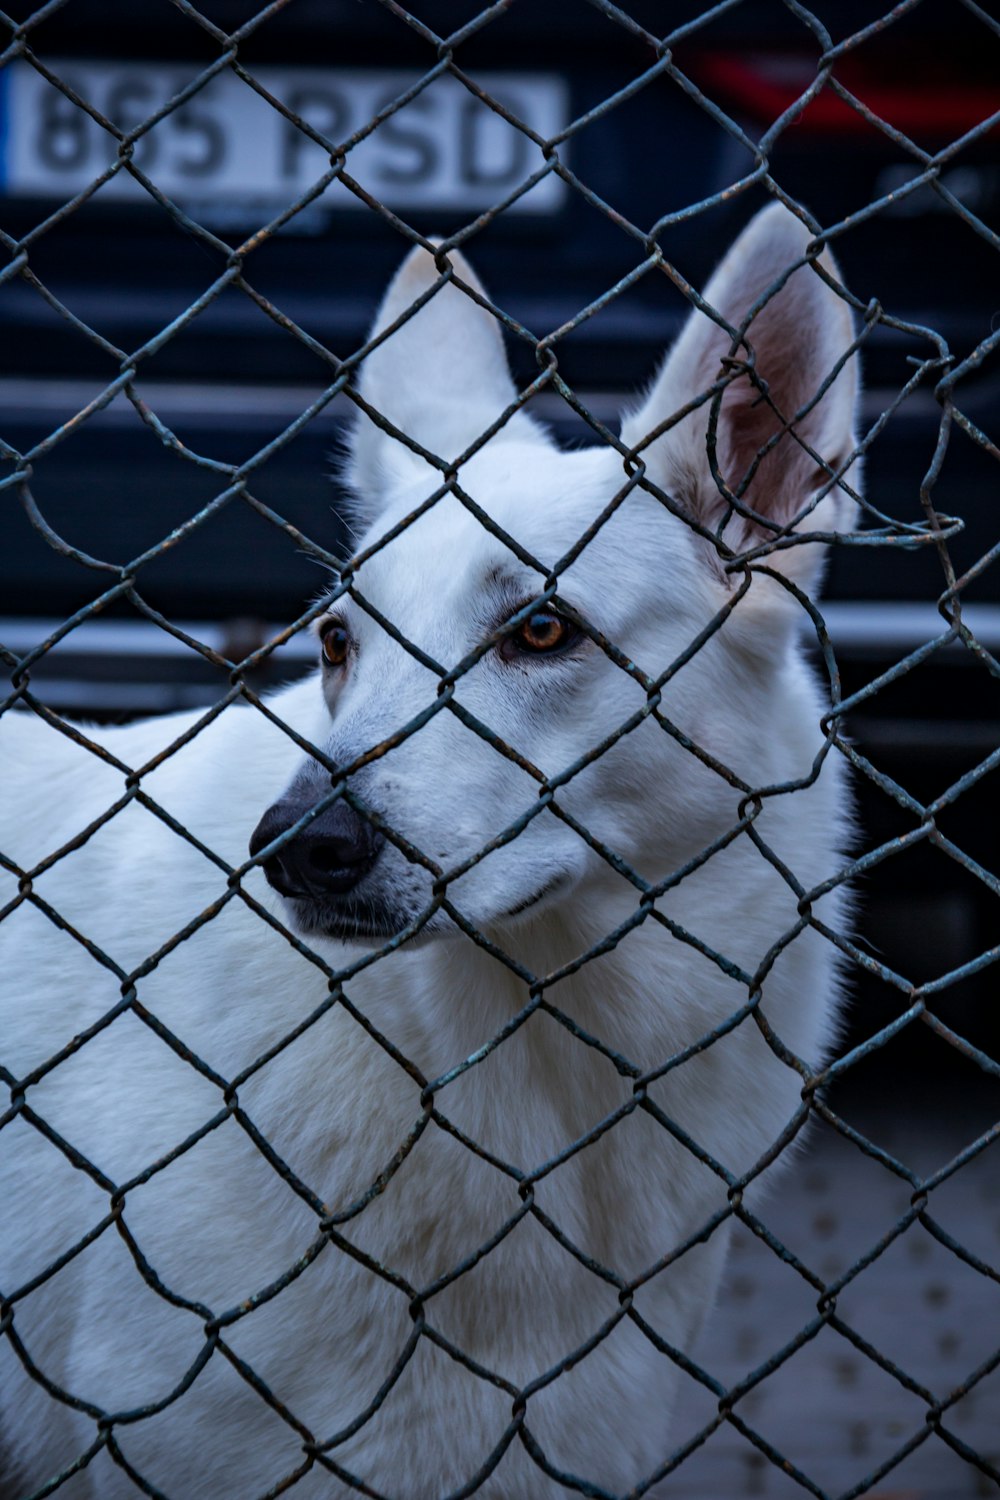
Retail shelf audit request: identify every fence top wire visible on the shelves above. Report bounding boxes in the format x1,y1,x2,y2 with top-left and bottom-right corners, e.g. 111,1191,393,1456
1,1,999,1496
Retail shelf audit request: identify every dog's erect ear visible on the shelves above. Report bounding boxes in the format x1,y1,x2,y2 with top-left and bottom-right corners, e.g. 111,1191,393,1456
345,243,550,525
620,203,859,593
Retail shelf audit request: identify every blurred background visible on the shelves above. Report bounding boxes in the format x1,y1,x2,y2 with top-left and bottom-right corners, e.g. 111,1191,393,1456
2,3,999,1488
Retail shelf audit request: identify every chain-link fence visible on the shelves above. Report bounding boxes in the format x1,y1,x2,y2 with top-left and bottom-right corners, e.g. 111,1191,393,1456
1,2,999,1497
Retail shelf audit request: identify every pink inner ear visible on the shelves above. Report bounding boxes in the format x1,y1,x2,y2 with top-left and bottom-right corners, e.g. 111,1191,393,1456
620,205,857,570
715,348,821,534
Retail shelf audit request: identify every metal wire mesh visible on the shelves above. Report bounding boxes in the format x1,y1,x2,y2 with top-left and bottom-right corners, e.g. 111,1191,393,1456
1,1,998,1496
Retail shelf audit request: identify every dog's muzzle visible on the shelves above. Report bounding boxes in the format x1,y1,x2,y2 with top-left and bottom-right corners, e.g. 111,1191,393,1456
249,797,383,904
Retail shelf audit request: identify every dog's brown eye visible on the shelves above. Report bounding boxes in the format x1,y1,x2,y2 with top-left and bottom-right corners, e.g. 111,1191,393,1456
320,621,350,668
508,609,576,657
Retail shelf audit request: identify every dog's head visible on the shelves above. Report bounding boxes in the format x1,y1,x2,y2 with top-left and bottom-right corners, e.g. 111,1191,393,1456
250,204,859,950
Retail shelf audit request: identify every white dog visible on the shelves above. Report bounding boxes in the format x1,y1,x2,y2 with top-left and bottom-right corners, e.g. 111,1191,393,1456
0,203,857,1498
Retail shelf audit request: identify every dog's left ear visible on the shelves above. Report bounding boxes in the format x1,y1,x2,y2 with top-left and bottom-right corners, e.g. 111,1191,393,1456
346,244,550,526
620,204,859,595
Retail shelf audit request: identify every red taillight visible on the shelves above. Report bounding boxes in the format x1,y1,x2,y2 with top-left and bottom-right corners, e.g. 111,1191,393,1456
689,50,1000,140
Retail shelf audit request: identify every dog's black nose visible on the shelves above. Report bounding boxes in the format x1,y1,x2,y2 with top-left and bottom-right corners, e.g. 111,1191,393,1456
249,798,383,899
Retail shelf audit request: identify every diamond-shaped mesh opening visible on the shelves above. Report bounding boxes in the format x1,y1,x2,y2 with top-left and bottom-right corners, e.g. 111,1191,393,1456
2,1,999,1496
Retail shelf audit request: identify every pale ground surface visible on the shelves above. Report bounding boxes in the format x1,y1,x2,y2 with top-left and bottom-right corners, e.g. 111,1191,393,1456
667,1106,1000,1500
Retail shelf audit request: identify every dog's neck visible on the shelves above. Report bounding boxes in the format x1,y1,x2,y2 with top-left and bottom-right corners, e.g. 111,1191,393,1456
351,888,702,1094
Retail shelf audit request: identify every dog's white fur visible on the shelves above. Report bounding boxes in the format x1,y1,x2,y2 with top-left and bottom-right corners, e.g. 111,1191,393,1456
0,205,857,1498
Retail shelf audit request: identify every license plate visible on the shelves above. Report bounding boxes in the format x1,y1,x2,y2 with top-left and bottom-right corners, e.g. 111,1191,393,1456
0,61,568,225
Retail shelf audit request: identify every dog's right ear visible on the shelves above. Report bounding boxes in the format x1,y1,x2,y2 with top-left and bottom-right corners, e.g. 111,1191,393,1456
345,244,550,528
620,204,859,598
